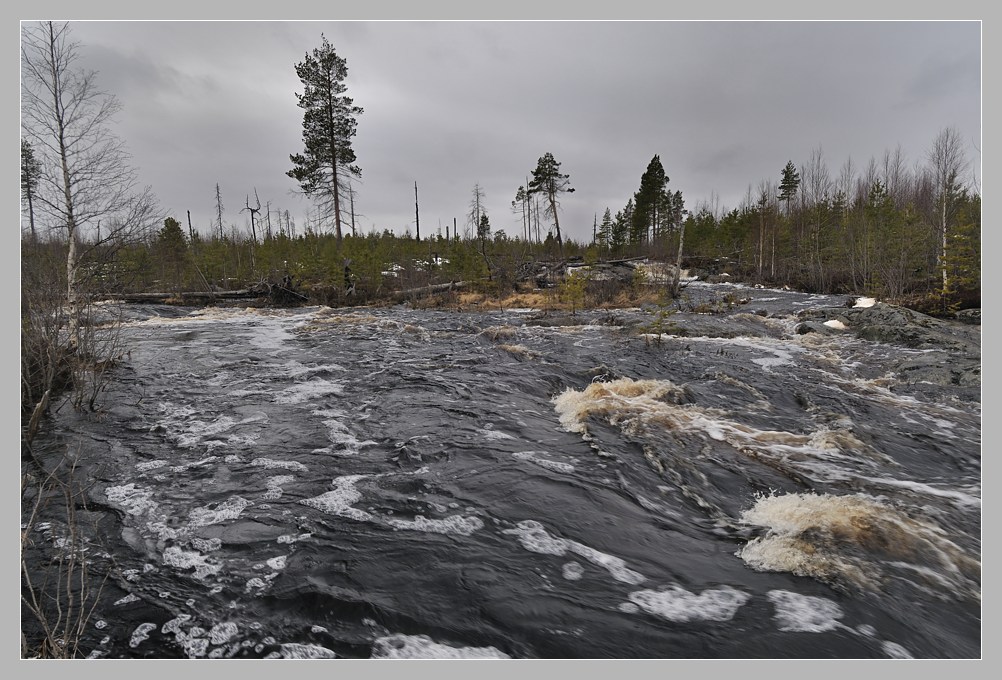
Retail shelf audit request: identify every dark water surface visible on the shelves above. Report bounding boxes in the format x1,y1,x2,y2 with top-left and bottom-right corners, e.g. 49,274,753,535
24,283,981,659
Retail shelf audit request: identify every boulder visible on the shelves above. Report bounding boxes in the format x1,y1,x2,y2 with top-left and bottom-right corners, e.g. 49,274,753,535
798,302,980,353
795,321,839,336
956,308,981,325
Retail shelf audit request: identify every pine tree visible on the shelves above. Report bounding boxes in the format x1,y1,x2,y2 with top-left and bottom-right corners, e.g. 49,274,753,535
288,34,363,245
633,155,669,244
778,160,800,215
527,152,574,257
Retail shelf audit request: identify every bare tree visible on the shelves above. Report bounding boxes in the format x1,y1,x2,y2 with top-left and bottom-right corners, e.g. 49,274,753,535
414,180,420,241
755,180,775,279
881,144,910,208
801,146,833,290
21,20,159,351
214,183,225,239
242,188,261,243
927,126,970,299
467,183,485,240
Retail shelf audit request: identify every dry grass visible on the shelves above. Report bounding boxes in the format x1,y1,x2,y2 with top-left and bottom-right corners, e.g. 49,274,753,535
448,287,665,313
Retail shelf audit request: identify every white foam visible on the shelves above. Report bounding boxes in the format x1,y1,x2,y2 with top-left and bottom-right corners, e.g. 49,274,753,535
248,317,295,352
568,543,646,585
114,594,141,606
479,428,516,440
275,379,345,404
267,555,287,570
881,641,913,658
190,537,222,552
562,562,585,580
129,623,157,648
277,533,312,544
162,546,221,580
503,520,646,584
208,622,239,645
136,460,168,472
696,336,802,371
626,585,750,622
162,615,193,636
766,590,843,632
263,475,295,500
250,458,309,472
513,451,575,474
281,360,347,379
860,477,981,509
854,297,876,308
188,496,251,526
299,475,373,522
823,319,847,330
314,409,377,455
504,519,568,556
387,514,484,536
276,643,337,659
371,633,510,659
105,484,158,517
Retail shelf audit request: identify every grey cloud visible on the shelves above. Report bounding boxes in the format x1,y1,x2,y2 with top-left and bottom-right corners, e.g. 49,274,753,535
41,20,979,243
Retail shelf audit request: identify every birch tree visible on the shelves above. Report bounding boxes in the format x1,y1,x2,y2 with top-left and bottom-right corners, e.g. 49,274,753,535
21,20,159,351
927,127,969,301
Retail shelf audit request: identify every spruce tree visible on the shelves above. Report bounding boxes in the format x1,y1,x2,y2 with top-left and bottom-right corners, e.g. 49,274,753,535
20,139,41,240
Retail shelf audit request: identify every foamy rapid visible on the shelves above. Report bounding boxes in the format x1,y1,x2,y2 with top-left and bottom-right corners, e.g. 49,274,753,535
553,377,886,482
737,492,980,597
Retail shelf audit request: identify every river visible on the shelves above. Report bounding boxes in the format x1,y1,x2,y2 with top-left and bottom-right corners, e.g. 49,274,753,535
22,282,981,659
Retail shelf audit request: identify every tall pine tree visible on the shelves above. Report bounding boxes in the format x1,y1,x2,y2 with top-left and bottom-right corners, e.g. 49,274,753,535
527,152,574,257
288,34,363,245
632,155,669,244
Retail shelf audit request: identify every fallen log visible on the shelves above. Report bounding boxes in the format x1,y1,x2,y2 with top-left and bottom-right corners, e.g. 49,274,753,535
389,281,468,302
112,289,262,303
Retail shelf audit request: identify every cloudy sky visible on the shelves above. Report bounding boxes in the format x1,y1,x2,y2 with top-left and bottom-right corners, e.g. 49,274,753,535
35,20,981,243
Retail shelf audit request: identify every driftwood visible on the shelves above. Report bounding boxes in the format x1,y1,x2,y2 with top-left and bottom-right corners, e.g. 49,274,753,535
390,280,468,302
113,289,262,303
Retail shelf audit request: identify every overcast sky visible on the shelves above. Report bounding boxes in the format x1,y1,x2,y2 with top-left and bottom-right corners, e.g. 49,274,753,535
39,20,981,243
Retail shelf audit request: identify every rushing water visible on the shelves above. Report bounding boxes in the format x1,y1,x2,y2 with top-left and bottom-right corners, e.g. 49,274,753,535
23,283,981,659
